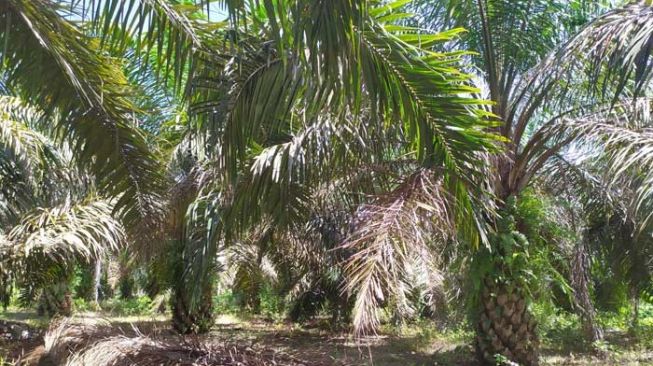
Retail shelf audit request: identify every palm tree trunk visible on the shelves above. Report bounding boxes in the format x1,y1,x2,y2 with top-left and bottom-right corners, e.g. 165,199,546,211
93,259,102,305
0,272,11,311
476,274,539,365
629,287,639,331
171,278,214,334
38,280,72,317
473,204,539,365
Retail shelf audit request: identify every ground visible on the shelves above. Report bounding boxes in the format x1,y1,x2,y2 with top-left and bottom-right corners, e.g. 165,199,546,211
1,310,652,365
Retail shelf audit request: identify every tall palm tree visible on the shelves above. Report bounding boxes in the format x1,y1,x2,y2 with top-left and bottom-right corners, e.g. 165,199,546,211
405,1,653,364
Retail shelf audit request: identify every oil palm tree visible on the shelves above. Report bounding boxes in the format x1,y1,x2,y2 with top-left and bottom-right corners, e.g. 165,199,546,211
404,1,653,364
188,0,501,336
77,0,499,333
3,199,125,315
24,3,653,358
166,153,223,334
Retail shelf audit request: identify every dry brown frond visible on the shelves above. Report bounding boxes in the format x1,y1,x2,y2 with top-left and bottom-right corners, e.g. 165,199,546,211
43,319,318,366
43,317,113,365
341,169,453,337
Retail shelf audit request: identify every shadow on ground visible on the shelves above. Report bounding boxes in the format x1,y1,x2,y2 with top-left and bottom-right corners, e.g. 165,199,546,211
2,313,653,365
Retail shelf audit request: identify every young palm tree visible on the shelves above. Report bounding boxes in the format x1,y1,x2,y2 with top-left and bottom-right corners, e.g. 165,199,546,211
166,155,223,334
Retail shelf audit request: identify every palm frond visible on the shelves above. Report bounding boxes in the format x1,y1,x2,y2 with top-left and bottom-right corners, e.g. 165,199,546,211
585,123,653,223
531,97,653,225
6,199,124,263
553,2,653,100
0,97,66,183
342,170,451,336
83,0,214,91
0,96,75,221
411,0,573,120
1,1,166,248
179,190,224,312
197,6,499,248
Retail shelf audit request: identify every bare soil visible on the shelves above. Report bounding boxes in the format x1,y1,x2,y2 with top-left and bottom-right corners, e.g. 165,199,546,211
1,313,652,365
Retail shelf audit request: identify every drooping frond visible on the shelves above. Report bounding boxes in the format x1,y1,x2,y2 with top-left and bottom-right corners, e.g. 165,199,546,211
6,199,124,263
553,1,653,100
341,170,452,336
0,198,124,301
583,122,653,223
196,7,499,247
529,97,653,224
225,114,360,235
0,96,66,179
179,190,224,311
539,153,609,210
359,24,498,175
1,1,166,248
82,0,214,91
0,96,73,221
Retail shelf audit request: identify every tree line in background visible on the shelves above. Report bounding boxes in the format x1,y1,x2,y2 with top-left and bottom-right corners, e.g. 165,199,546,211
1,1,653,365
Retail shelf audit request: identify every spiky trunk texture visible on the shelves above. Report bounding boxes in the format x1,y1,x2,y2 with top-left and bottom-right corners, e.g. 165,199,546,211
476,279,539,365
473,202,539,365
171,279,214,334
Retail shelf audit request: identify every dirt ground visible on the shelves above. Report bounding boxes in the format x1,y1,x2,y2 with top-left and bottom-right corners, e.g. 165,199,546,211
1,312,653,365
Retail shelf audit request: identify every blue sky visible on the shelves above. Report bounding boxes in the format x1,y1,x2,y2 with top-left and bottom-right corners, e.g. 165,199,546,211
65,1,227,23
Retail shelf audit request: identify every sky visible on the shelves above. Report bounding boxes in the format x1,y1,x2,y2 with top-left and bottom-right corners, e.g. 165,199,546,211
63,0,228,24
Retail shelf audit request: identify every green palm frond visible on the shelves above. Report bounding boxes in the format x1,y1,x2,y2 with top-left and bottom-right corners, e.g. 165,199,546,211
413,0,568,69
360,24,498,174
6,199,124,263
0,199,124,307
0,96,74,222
1,1,166,247
225,114,359,235
191,1,499,174
0,97,66,181
179,190,223,311
194,4,499,248
83,0,214,91
219,0,364,85
411,0,574,121
553,2,653,99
